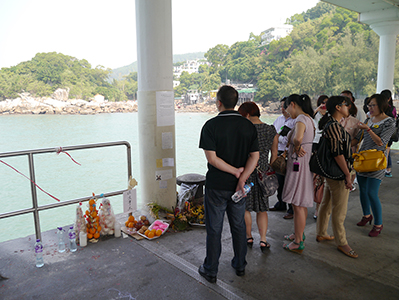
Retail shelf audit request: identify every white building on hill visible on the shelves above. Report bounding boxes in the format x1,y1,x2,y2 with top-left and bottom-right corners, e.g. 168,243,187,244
173,59,208,78
261,24,293,45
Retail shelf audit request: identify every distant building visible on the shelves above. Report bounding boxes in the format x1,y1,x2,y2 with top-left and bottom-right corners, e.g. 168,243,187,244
173,59,209,78
261,24,293,45
237,88,257,105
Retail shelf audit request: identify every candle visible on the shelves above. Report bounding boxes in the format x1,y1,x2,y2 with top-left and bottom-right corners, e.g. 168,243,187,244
114,222,121,238
79,231,87,247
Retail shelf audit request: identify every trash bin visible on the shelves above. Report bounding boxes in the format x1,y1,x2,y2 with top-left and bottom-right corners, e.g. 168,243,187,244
176,173,205,199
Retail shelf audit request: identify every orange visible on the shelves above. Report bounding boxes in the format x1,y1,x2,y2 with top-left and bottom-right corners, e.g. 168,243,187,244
155,229,162,236
144,229,150,236
89,199,95,206
87,233,93,239
125,221,129,227
85,210,90,216
133,220,138,225
93,232,100,239
128,215,135,222
128,222,134,228
147,231,155,239
97,226,102,232
96,216,100,222
151,229,156,234
90,228,96,234
91,211,97,218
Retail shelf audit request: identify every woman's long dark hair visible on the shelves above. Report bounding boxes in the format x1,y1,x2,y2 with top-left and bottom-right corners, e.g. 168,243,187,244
285,94,314,118
318,96,349,130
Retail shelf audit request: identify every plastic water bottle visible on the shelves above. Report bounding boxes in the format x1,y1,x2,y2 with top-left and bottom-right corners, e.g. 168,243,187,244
57,227,66,253
68,226,77,252
34,239,44,268
231,182,254,203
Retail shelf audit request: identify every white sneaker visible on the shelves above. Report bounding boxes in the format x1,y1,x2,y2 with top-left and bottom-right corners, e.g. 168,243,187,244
350,185,356,192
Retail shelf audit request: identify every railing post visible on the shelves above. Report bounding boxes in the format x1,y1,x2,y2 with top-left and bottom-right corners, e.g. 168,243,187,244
28,153,41,241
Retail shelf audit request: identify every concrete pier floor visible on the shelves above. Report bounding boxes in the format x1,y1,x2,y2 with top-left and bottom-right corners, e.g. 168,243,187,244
1,152,399,300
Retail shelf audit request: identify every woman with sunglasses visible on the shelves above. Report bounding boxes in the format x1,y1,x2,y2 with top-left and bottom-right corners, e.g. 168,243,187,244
316,96,358,258
351,94,396,237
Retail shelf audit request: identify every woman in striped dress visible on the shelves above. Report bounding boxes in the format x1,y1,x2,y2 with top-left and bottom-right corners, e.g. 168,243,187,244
351,94,396,237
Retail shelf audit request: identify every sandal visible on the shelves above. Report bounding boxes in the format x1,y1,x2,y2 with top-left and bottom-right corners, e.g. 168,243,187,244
283,241,304,254
337,246,358,258
284,233,306,242
260,241,270,252
247,237,254,248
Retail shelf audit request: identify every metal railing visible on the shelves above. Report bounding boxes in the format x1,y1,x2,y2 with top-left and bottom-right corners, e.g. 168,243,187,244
0,141,132,241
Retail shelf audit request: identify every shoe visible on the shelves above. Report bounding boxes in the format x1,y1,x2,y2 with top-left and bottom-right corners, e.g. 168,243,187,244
337,246,358,258
316,235,334,242
230,262,245,276
357,215,373,226
350,185,356,192
284,233,305,242
198,265,216,283
369,225,383,237
283,241,304,254
283,213,294,219
313,215,317,220
247,237,254,248
385,172,392,178
270,206,286,211
260,241,271,252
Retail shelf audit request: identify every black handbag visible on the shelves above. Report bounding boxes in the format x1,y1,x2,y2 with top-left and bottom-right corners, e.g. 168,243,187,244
309,122,345,180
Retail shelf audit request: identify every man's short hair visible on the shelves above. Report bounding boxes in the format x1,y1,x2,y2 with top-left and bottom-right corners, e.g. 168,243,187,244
217,85,238,109
341,90,355,101
381,89,392,101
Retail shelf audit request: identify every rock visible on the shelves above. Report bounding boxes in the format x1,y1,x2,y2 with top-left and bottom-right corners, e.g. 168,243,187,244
52,88,70,101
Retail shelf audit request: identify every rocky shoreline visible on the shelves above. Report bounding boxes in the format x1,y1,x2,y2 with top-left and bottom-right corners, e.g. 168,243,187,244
0,95,279,115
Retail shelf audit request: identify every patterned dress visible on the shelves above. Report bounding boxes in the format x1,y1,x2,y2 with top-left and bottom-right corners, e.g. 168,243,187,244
282,114,315,208
246,123,277,212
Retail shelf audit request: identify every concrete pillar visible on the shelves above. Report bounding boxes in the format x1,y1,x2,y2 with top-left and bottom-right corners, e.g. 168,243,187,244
135,0,176,209
369,21,399,93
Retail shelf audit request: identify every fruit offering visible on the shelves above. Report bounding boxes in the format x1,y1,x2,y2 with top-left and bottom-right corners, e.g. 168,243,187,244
74,202,86,244
143,220,169,239
84,194,101,241
99,196,115,235
124,213,150,233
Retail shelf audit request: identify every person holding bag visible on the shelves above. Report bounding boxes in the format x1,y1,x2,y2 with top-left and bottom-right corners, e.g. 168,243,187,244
282,94,314,253
238,101,278,252
316,96,358,258
351,94,396,237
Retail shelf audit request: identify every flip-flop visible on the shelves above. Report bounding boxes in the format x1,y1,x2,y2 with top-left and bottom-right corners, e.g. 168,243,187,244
260,241,270,252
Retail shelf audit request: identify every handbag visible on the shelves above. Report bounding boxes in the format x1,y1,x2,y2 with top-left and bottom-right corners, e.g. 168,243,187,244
352,130,387,173
271,150,287,176
256,165,279,196
309,122,345,180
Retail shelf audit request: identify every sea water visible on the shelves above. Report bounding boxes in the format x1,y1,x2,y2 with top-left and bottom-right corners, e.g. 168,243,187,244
0,112,278,243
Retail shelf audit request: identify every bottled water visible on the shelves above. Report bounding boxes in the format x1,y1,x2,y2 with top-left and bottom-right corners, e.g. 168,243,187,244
68,226,77,252
231,182,254,203
35,239,44,268
57,227,66,253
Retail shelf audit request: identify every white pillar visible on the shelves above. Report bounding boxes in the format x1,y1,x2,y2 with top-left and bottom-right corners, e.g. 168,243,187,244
370,21,399,93
135,0,176,209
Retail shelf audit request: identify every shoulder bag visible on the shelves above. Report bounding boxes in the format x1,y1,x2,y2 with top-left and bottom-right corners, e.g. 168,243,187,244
309,122,345,180
352,130,387,173
256,164,279,196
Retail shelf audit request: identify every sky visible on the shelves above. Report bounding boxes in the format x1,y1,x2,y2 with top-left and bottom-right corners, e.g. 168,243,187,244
0,0,320,70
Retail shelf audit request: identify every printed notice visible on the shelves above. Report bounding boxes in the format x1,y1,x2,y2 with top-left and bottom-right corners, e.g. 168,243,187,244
162,158,174,167
123,188,137,213
159,180,168,189
155,169,173,181
156,91,175,127
162,132,173,149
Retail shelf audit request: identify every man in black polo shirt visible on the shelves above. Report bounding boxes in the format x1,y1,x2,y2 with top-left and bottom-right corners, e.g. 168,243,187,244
198,85,259,283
